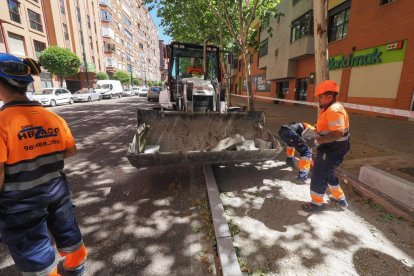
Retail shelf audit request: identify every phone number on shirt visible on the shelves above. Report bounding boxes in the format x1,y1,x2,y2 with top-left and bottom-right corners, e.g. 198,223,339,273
24,139,61,151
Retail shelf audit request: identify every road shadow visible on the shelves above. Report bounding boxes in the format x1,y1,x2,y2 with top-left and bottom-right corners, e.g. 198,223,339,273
353,248,413,275
213,159,362,274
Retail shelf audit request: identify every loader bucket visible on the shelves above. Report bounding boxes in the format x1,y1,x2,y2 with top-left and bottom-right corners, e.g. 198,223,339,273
127,110,282,168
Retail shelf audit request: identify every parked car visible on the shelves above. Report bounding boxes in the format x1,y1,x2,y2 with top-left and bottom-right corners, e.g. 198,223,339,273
132,87,140,96
147,86,162,102
122,88,133,97
95,80,123,99
73,88,102,102
33,88,74,107
139,88,148,97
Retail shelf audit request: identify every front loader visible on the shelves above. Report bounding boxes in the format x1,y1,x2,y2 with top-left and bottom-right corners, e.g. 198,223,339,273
127,42,282,168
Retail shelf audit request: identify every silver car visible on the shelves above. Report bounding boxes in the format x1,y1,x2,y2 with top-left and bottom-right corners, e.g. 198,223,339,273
73,89,102,102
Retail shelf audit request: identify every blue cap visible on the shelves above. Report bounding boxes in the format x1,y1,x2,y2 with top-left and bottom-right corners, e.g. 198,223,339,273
0,53,34,83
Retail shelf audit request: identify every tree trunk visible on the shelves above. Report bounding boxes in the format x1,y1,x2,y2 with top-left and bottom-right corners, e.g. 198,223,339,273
313,0,330,86
60,76,64,87
218,27,231,107
242,49,254,111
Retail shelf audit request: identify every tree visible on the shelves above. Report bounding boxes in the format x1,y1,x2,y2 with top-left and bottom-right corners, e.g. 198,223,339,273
133,79,142,86
145,0,279,111
39,46,81,86
313,0,330,87
112,70,130,84
147,81,154,87
96,72,109,80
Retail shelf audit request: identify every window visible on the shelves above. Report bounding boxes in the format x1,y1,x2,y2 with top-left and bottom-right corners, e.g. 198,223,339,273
103,41,115,53
87,16,91,29
100,10,112,22
63,23,69,40
8,0,21,23
124,28,133,40
259,39,268,57
40,72,53,88
328,2,351,42
101,26,114,39
76,7,81,24
59,0,65,14
291,11,313,42
122,15,132,28
105,57,117,67
34,40,46,58
8,32,26,56
28,9,43,32
380,0,395,5
250,54,254,64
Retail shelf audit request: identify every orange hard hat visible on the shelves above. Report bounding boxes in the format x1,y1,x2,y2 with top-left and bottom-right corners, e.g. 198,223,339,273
315,80,339,96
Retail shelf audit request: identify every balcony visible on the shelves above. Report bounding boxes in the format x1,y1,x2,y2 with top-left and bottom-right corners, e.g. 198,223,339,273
99,0,111,7
288,35,314,60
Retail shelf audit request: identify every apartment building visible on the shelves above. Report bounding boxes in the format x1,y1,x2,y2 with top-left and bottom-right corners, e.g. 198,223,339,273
99,0,160,83
1,0,106,92
255,0,414,113
43,0,106,91
0,0,49,91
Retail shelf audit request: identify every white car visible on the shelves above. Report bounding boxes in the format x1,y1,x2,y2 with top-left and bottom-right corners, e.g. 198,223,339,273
73,89,102,102
122,89,133,97
139,88,148,97
132,87,140,96
33,88,74,107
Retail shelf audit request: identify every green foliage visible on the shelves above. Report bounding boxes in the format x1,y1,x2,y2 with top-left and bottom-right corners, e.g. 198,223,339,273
133,79,142,86
96,72,109,80
39,46,81,84
112,70,130,84
147,81,154,87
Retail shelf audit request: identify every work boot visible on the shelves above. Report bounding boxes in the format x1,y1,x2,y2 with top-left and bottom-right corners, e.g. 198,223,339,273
295,176,311,185
286,157,294,166
58,262,85,276
329,195,349,208
301,202,325,212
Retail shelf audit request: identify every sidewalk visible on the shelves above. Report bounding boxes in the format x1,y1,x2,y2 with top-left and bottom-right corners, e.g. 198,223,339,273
231,96,414,182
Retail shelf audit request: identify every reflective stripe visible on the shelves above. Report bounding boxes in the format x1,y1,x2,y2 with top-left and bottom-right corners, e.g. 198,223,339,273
328,118,345,127
299,157,312,172
21,257,57,276
328,184,345,200
62,244,87,271
5,153,64,174
3,171,62,191
286,146,295,158
319,130,330,135
58,240,84,254
310,191,324,205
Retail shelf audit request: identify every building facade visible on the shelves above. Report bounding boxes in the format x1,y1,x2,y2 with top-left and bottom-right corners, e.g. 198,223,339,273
0,0,49,91
43,0,106,92
239,0,414,114
99,0,160,84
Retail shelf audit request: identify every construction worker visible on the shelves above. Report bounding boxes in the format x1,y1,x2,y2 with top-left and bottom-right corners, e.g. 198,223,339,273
301,80,350,212
278,122,314,183
0,53,87,275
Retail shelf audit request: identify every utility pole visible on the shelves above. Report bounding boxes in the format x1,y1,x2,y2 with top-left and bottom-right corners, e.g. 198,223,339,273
313,0,330,87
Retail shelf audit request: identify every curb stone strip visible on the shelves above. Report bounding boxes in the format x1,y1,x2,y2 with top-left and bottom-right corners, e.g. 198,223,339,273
203,165,243,276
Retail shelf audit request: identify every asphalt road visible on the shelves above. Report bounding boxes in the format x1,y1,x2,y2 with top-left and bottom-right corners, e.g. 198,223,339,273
0,97,212,276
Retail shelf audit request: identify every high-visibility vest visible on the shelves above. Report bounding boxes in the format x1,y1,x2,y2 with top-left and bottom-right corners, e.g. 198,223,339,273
317,102,350,141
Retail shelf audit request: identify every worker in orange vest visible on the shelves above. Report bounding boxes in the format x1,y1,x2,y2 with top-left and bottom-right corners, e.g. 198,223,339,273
278,122,315,184
302,80,350,212
0,53,87,275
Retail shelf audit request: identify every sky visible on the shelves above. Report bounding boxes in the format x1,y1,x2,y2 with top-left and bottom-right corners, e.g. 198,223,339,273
148,5,172,44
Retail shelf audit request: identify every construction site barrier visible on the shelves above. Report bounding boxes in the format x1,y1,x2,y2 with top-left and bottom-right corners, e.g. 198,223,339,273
231,94,414,119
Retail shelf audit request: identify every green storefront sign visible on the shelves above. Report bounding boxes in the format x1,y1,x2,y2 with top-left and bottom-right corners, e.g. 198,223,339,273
328,41,407,71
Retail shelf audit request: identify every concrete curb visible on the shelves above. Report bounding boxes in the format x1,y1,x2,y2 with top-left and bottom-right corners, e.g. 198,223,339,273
292,156,414,221
203,165,242,276
359,165,414,210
